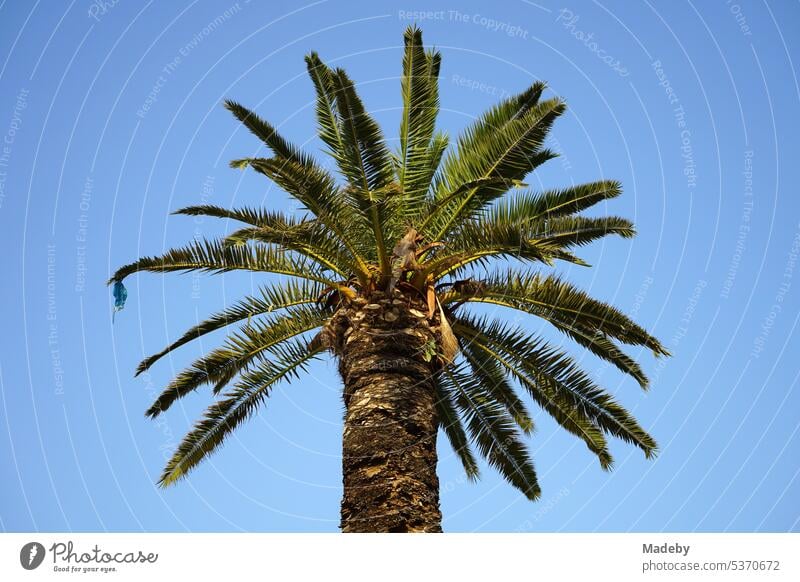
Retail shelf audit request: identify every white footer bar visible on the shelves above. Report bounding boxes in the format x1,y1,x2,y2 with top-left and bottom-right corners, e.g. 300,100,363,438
1,533,798,581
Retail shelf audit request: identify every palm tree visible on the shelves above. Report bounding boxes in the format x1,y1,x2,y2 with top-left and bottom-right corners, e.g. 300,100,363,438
110,26,668,533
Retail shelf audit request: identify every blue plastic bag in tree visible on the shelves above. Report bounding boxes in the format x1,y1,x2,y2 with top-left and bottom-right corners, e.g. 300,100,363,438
112,280,127,322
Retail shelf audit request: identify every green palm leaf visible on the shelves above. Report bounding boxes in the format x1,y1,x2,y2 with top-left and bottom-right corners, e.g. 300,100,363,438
330,68,396,274
224,100,314,166
434,377,480,480
421,90,563,239
232,156,373,280
428,206,633,279
176,207,349,276
146,305,328,417
222,221,351,277
305,54,394,258
454,316,613,469
491,180,623,225
159,337,323,486
538,215,636,249
331,68,394,192
398,26,442,208
173,204,297,227
446,270,668,359
421,219,567,281
457,315,658,459
458,338,535,434
441,363,541,500
136,280,324,376
109,238,336,286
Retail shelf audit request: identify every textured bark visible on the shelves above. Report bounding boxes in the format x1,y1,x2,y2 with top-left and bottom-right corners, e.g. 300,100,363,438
327,288,443,532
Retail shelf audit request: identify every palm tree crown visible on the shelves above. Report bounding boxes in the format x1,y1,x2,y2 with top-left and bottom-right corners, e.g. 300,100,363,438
111,26,668,502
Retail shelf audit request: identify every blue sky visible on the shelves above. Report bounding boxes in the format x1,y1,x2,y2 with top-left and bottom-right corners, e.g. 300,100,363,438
1,0,799,532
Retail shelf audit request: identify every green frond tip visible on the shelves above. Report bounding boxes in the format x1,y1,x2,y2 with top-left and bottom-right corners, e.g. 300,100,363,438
229,158,251,169
223,99,313,166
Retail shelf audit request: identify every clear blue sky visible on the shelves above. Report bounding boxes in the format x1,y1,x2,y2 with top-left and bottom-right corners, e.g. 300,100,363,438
1,0,799,532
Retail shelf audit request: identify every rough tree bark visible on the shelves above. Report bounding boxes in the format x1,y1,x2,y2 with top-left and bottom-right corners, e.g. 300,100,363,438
326,288,443,532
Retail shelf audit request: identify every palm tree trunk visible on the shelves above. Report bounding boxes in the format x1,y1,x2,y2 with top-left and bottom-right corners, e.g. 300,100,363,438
330,290,442,532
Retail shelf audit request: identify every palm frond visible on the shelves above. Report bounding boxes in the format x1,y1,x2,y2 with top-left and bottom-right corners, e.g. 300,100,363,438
159,337,322,486
330,67,396,274
305,52,349,173
108,238,336,286
173,206,351,276
224,100,314,166
146,305,328,417
458,337,535,434
416,176,526,241
305,53,393,192
537,215,635,249
446,289,650,386
453,316,612,469
331,67,395,192
434,377,480,479
136,280,324,376
233,156,373,280
408,130,448,216
398,26,441,207
426,204,633,279
433,81,546,184
421,219,566,281
222,221,352,277
421,91,564,239
441,363,541,500
446,270,668,361
173,204,302,228
456,315,658,460
491,180,623,225
231,156,336,219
